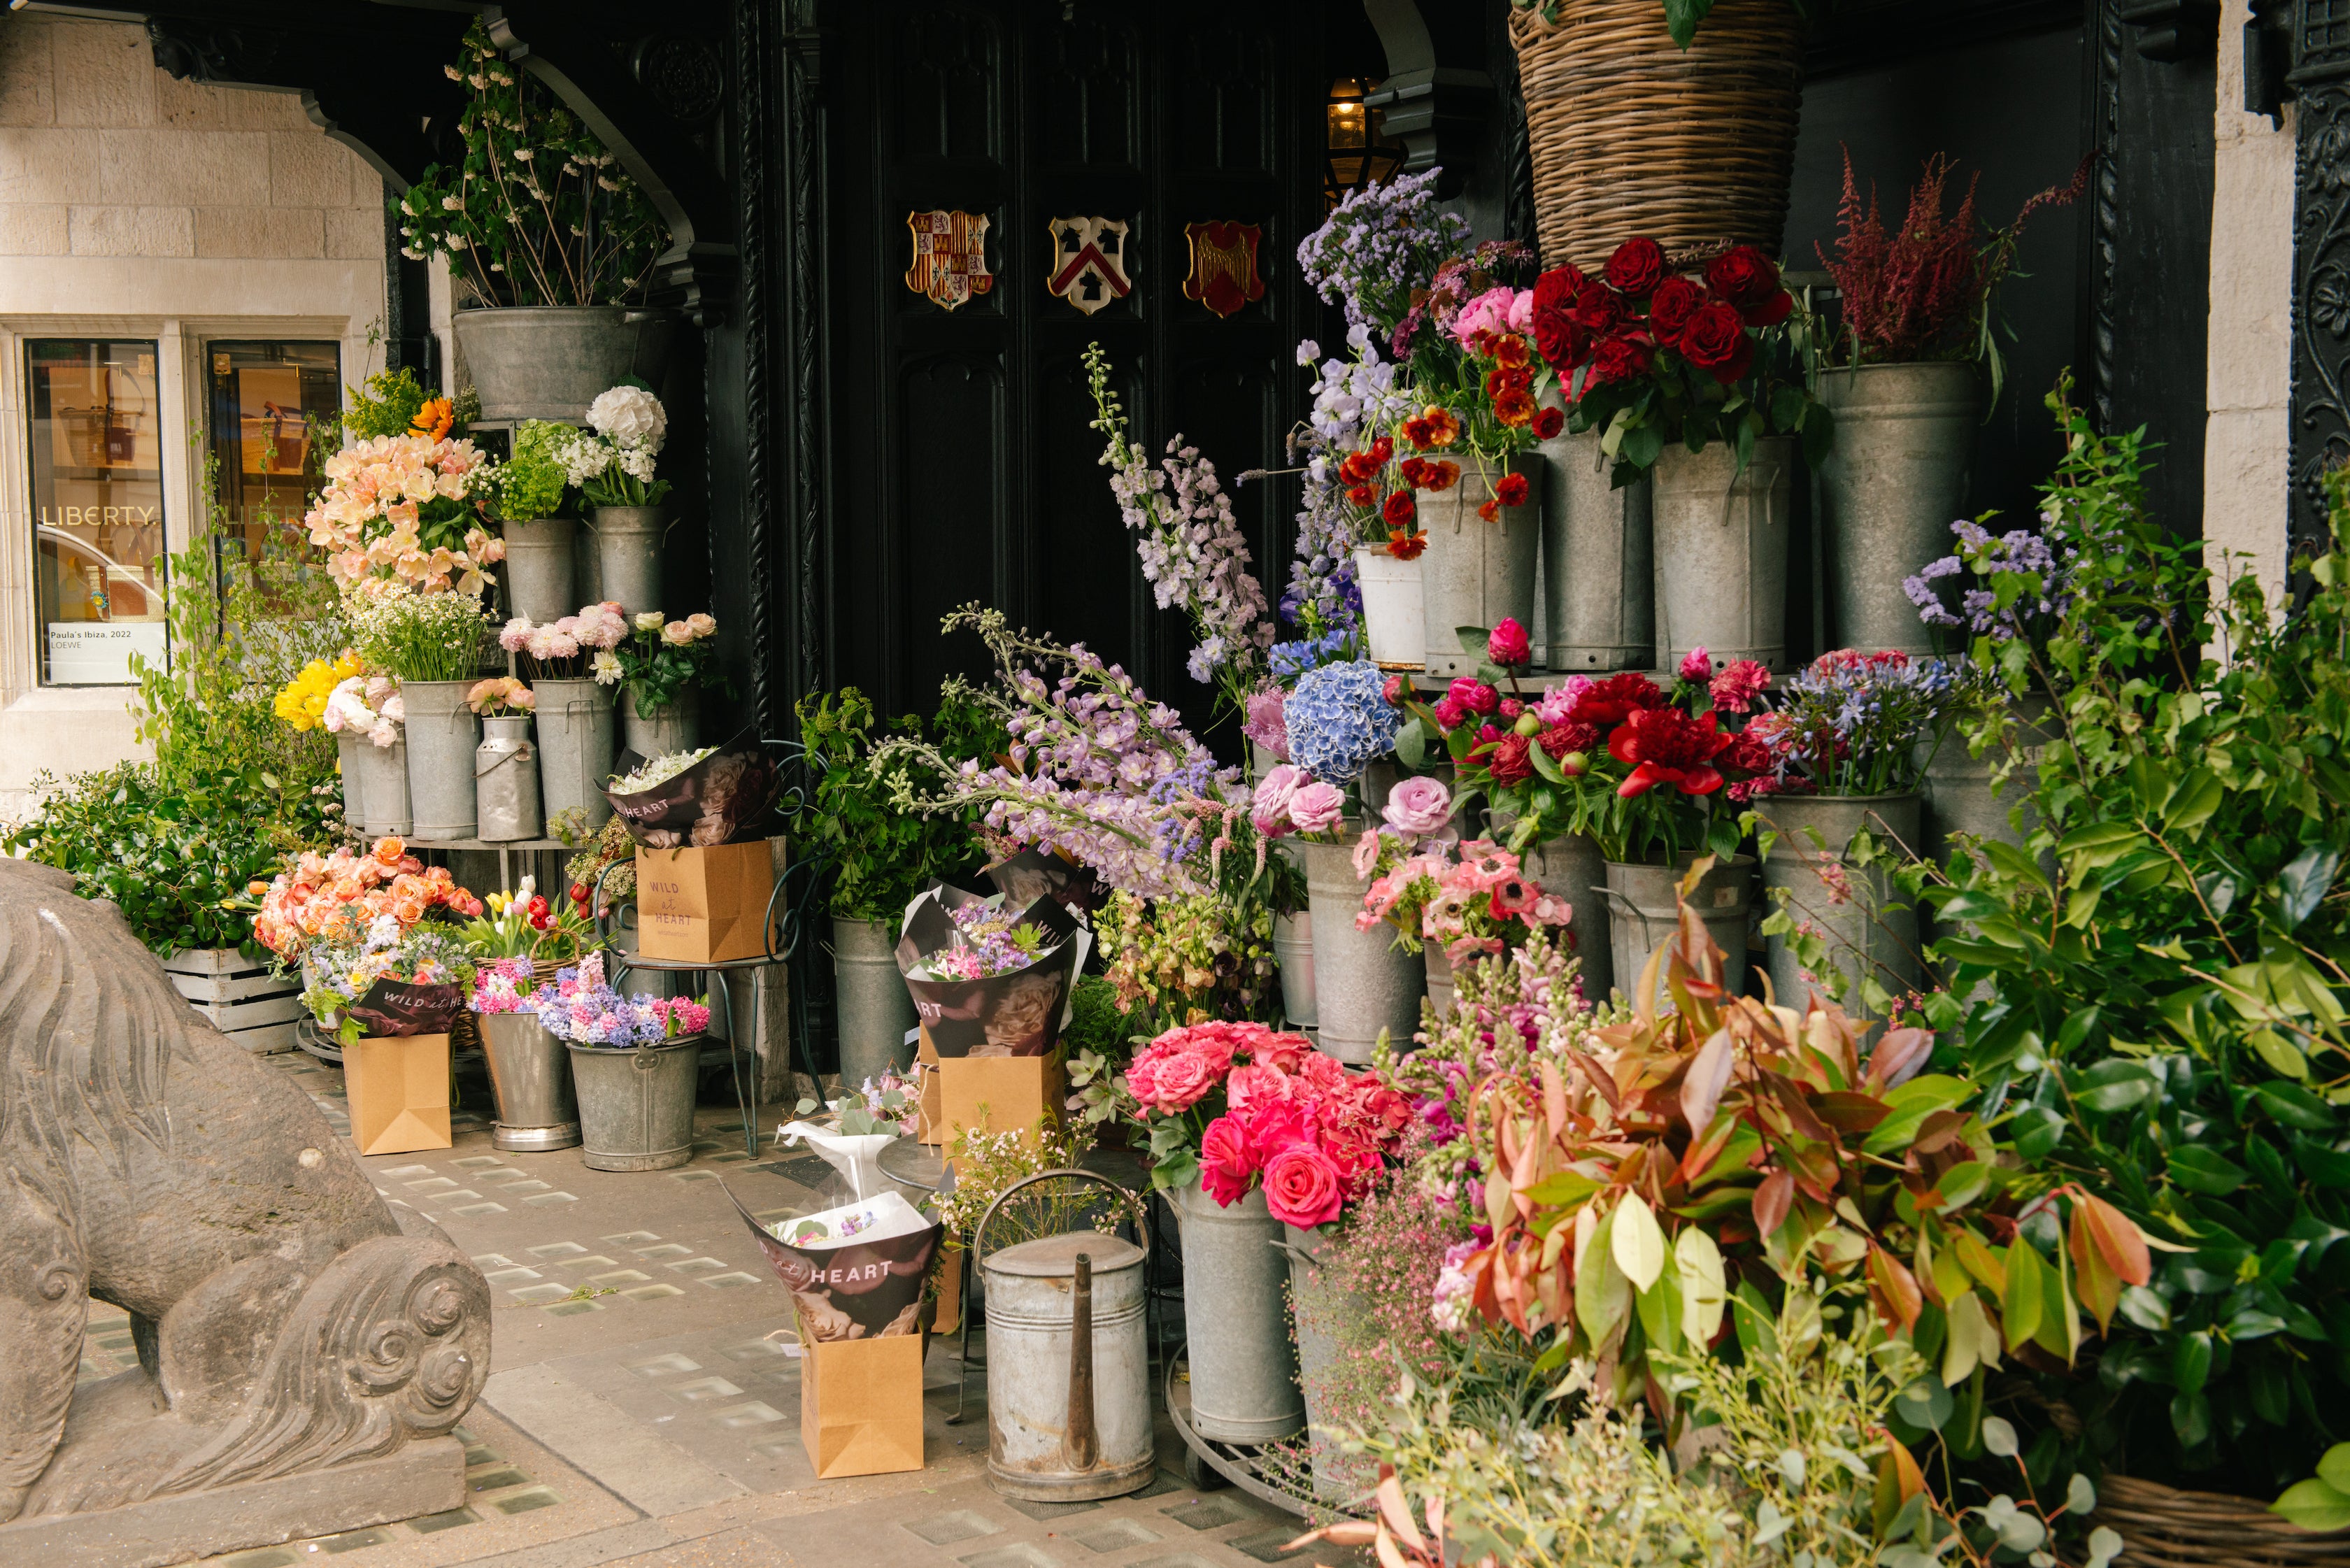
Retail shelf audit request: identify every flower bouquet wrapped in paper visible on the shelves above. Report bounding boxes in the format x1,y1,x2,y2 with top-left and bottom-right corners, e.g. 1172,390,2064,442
722,1171,943,1343
981,846,1105,918
893,882,1087,1059
299,917,476,1047
599,727,778,848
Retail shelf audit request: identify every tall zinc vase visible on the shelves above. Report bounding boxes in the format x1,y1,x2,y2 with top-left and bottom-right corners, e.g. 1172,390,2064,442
478,1011,581,1152
1817,362,1978,655
534,679,615,830
589,506,665,616
1756,794,1923,1017
833,915,918,1087
1353,547,1425,669
1489,813,1613,1005
500,516,578,625
1283,1221,1375,1504
453,304,674,424
1596,855,1754,1009
336,732,367,832
1274,909,1318,1029
402,681,481,841
356,738,412,837
1169,1181,1303,1444
1914,697,2056,870
620,687,697,758
1294,836,1422,1065
475,714,542,843
1539,421,1653,671
1418,455,1542,678
1650,437,1790,671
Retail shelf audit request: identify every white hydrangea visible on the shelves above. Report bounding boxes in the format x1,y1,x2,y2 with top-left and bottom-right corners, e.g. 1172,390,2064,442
587,385,667,454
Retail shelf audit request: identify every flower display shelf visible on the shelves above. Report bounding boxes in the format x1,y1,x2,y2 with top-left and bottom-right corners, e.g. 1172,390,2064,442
1163,1342,1321,1518
401,836,573,906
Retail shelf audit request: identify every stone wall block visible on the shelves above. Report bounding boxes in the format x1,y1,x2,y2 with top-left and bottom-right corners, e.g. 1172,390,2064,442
0,203,68,255
325,204,387,260
194,205,324,259
0,127,101,205
269,129,355,208
48,20,154,130
99,128,269,207
69,203,195,257
0,18,57,128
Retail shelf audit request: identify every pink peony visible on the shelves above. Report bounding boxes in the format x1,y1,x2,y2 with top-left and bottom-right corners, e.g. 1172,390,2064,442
1432,695,1469,731
1199,1116,1256,1206
1487,617,1533,669
1537,676,1590,726
1381,674,1408,706
1448,678,1499,715
1381,775,1453,838
1260,1141,1346,1228
1709,658,1772,714
1679,646,1715,682
1288,781,1346,836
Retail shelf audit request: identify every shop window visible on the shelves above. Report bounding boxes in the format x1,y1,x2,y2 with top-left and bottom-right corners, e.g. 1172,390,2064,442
206,340,341,562
26,339,167,685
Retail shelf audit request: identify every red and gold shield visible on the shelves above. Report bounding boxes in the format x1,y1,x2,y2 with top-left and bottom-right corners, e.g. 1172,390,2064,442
904,210,994,311
1182,221,1265,318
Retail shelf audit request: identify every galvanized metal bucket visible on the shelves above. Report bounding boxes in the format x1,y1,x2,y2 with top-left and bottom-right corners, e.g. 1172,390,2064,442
1597,855,1753,1008
1538,422,1653,671
336,731,366,832
983,1232,1153,1502
355,737,411,837
1818,362,1978,655
588,505,666,616
453,305,676,424
567,1034,702,1171
1281,1221,1374,1505
1650,436,1790,671
1169,1180,1302,1444
402,680,480,841
621,687,697,760
1423,941,1453,1018
1273,908,1318,1029
476,714,543,843
500,515,579,625
534,679,614,830
479,1011,581,1152
1757,793,1923,1016
1351,546,1424,669
1914,696,2054,867
833,915,918,1088
1293,836,1422,1065
1515,827,1611,1004
1418,454,1542,678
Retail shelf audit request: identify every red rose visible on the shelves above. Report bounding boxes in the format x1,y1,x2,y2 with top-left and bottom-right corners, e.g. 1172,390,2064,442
1704,245,1793,327
1488,732,1536,787
1494,471,1530,508
1532,264,1586,313
1676,300,1754,384
1532,404,1565,439
1567,278,1624,335
1648,276,1705,343
1584,334,1653,388
1531,266,1591,371
1382,490,1416,528
1603,236,1667,298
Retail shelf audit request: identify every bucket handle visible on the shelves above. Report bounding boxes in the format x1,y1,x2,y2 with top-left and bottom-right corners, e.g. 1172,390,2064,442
1590,885,1670,942
476,741,536,779
632,1046,662,1072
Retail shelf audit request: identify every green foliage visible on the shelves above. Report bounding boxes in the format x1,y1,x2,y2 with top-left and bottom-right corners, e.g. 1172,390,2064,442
335,366,430,442
3,762,285,955
496,420,575,522
791,683,1006,924
1922,394,2350,1494
1060,974,1143,1062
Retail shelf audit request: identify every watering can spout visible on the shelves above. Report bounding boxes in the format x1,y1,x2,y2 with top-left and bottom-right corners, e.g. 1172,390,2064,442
1062,1252,1099,1471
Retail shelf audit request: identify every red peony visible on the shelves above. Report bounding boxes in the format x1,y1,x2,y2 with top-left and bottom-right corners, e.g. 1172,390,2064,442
1487,732,1535,787
1609,705,1735,797
1678,646,1715,682
1603,236,1667,298
1499,697,1525,720
1260,1141,1346,1229
1677,301,1755,383
1382,489,1416,529
1199,1115,1256,1206
1537,720,1598,760
1704,245,1794,327
1532,404,1565,439
1709,658,1772,713
1494,471,1531,508
1568,671,1665,726
1648,275,1705,343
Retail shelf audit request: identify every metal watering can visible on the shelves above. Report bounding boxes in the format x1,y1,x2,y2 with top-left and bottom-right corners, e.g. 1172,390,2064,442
980,1230,1152,1502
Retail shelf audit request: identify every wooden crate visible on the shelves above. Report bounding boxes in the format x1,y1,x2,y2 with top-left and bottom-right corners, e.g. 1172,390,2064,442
162,948,304,1054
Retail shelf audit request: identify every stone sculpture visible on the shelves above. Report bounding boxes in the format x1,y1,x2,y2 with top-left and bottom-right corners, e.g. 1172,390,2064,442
0,860,488,1551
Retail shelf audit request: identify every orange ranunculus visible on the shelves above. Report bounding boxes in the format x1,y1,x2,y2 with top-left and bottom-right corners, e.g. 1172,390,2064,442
1493,333,1530,369
1423,459,1460,492
411,397,454,441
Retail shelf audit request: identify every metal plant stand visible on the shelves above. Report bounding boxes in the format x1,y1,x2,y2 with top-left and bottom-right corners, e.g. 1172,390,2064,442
1164,1345,1317,1516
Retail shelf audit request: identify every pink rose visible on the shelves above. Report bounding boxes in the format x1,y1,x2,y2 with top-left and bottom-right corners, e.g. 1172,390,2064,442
1381,775,1453,838
1260,1142,1346,1229
1225,1062,1294,1120
1250,763,1309,838
1288,781,1345,836
1127,1047,1223,1114
1199,1116,1255,1206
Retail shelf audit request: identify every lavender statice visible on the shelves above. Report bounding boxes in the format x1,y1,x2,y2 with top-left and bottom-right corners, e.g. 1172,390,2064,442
1084,343,1272,711
1903,514,2079,648
1280,327,1409,632
1285,660,1404,786
1296,168,1471,336
1756,649,1959,797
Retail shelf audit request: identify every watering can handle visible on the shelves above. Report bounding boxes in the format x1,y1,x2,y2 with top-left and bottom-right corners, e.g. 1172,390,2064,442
1062,1252,1099,1471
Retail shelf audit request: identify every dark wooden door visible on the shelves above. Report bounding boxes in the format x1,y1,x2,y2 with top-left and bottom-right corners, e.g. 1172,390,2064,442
821,0,1332,739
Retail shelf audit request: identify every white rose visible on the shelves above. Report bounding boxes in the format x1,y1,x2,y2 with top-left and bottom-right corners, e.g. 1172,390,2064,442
634,611,665,632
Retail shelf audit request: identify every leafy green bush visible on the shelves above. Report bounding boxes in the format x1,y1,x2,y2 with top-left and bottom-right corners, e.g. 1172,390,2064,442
790,683,1006,924
4,762,283,955
1924,397,2350,1495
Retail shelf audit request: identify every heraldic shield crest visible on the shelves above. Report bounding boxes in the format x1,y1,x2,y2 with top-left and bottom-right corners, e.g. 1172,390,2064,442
1046,216,1132,315
905,210,994,310
1182,221,1265,318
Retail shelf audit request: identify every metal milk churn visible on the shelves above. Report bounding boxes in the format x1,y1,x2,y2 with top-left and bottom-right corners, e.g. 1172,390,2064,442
981,1232,1152,1501
476,713,543,843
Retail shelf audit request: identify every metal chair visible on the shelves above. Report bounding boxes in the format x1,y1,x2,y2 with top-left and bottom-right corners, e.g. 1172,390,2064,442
947,1167,1148,1426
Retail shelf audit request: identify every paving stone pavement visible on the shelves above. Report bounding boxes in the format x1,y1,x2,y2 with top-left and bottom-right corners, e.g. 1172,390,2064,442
118,1053,1360,1568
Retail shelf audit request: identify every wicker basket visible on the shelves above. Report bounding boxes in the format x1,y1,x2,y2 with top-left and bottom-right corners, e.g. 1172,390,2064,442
1509,0,1804,273
2093,1475,2350,1567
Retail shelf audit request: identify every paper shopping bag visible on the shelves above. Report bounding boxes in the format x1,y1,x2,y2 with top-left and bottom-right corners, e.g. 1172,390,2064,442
936,1053,1066,1150
345,1034,452,1155
637,841,776,964
799,1330,925,1478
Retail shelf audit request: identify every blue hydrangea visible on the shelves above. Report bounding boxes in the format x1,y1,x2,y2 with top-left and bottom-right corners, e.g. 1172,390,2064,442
1284,660,1402,785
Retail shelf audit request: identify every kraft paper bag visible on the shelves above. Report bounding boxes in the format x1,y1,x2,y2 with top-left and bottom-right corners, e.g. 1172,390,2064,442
915,1032,944,1146
346,1034,452,1155
937,1054,1066,1150
638,841,776,964
799,1331,925,1478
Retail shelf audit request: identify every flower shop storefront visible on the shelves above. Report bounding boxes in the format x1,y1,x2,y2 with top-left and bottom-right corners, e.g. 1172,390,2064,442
8,0,2350,1561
